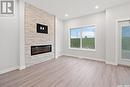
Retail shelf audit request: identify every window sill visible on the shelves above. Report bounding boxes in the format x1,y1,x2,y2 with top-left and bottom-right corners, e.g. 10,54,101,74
68,48,96,52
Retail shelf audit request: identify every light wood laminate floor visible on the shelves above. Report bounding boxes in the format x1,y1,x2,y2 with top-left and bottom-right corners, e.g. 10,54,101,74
0,56,130,87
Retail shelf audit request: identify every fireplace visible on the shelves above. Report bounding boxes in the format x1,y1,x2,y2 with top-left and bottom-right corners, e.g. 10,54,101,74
31,45,52,55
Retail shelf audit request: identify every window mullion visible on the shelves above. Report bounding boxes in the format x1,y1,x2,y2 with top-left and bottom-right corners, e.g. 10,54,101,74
80,28,83,48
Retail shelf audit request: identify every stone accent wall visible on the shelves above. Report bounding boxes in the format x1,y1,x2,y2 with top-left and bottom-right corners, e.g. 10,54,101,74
25,3,55,66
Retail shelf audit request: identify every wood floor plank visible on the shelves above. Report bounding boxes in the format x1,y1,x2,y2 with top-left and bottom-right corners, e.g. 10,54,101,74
0,56,130,87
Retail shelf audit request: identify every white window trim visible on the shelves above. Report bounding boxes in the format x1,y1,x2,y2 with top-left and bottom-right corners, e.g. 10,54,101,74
68,25,97,51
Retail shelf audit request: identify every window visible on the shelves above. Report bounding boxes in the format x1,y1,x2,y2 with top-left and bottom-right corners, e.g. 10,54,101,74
70,28,81,48
122,26,130,51
70,25,95,50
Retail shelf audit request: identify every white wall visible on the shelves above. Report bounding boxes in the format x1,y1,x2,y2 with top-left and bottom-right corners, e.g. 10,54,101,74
63,12,106,61
55,17,64,58
19,0,26,70
105,3,130,64
0,0,19,74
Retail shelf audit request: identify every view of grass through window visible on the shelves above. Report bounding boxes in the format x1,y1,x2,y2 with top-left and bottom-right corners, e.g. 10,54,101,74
70,28,81,48
70,26,95,49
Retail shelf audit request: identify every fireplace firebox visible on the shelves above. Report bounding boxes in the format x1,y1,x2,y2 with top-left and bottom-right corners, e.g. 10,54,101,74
31,45,52,55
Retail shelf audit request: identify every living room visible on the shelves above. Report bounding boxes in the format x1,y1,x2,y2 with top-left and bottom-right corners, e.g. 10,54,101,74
0,0,130,87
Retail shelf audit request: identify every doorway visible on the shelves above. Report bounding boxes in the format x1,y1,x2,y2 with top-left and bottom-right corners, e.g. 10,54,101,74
118,20,130,66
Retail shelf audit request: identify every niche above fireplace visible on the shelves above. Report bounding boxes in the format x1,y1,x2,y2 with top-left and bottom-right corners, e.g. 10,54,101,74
31,45,52,56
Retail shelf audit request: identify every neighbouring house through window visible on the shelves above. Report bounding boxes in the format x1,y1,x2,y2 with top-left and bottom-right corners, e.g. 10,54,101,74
70,25,96,50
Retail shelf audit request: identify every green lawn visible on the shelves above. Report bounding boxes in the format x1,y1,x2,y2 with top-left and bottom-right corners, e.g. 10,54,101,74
70,38,95,49
70,37,130,50
82,38,95,49
70,38,80,48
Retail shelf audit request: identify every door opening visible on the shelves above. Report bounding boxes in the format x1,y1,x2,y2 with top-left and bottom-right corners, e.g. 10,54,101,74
118,20,130,66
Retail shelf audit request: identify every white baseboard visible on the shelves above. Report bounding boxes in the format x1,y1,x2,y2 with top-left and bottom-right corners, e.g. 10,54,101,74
105,61,118,65
0,66,19,75
55,53,63,59
55,54,63,59
63,54,105,62
19,66,26,70
83,56,105,62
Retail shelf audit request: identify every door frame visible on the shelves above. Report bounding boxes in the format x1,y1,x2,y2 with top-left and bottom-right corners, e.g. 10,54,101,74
115,18,130,65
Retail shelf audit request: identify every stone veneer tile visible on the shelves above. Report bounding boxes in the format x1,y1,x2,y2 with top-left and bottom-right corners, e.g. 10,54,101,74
25,3,55,66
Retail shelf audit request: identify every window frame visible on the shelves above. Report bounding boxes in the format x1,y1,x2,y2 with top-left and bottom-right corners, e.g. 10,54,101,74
68,25,96,51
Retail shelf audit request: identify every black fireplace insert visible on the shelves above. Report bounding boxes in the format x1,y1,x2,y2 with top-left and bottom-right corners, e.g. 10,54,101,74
31,45,52,55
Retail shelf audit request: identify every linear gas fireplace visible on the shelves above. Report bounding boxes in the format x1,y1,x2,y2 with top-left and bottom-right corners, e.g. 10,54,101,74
31,45,52,56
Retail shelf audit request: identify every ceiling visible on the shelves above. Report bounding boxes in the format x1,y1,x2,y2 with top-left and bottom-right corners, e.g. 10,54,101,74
26,0,130,20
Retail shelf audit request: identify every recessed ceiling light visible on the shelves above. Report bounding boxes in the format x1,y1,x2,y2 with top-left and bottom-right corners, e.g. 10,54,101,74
65,14,69,17
95,5,99,9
